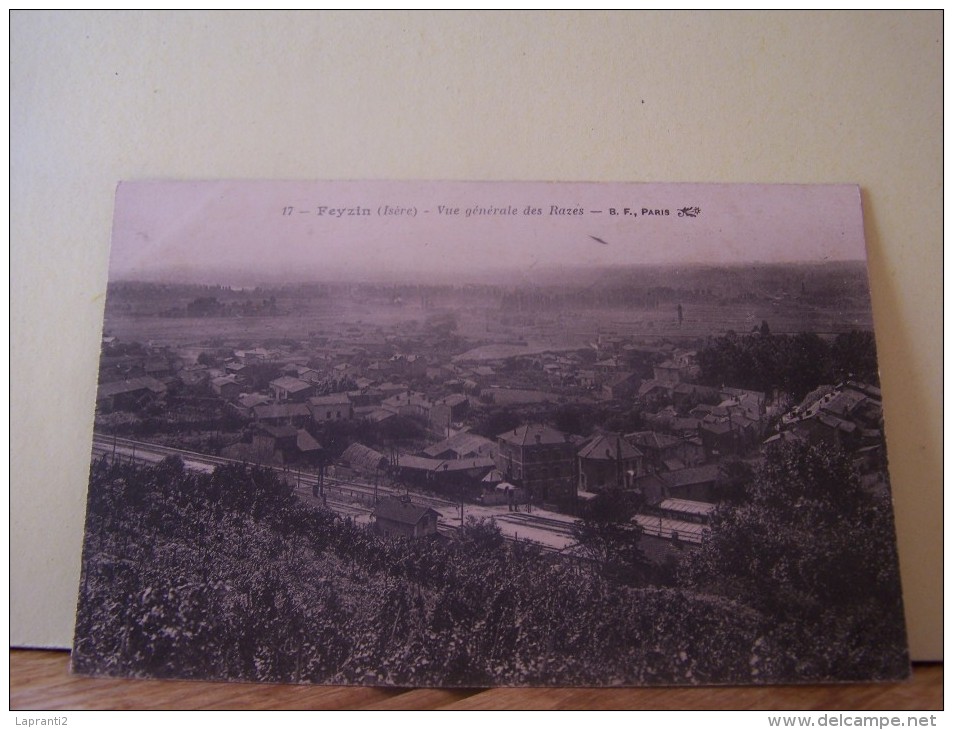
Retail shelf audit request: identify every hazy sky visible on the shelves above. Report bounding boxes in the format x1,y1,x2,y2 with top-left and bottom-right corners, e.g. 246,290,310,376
109,180,868,283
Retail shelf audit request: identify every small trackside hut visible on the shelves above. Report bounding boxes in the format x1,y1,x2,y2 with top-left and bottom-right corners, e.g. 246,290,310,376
371,495,439,539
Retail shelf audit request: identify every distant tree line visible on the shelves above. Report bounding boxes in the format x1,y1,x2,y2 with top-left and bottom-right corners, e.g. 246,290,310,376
697,329,880,400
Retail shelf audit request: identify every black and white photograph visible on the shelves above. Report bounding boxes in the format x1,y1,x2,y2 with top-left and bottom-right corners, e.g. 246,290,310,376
70,180,909,687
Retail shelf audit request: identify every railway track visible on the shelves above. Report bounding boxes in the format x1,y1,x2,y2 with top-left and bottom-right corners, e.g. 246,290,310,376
496,511,577,537
89,433,571,552
92,434,459,509
92,437,382,522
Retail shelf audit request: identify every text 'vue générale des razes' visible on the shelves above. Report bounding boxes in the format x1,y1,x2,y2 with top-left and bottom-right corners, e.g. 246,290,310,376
280,205,703,219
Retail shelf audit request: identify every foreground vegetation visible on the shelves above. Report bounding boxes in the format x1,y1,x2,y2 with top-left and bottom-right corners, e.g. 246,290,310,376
73,441,908,686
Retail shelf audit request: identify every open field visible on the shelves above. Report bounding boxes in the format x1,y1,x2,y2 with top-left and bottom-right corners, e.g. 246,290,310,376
103,263,875,344
104,297,874,351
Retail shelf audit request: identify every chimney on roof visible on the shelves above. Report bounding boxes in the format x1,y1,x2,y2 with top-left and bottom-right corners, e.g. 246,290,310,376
535,433,541,444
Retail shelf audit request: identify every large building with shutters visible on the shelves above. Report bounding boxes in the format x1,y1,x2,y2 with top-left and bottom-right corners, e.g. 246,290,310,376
495,424,576,504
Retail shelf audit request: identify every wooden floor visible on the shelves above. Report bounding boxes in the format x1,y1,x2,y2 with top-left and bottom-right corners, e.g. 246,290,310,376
9,650,942,711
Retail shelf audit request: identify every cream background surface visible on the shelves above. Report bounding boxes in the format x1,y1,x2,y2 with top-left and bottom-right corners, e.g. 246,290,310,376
10,11,942,660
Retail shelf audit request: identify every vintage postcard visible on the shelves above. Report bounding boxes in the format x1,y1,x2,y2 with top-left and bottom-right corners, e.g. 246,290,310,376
71,180,908,686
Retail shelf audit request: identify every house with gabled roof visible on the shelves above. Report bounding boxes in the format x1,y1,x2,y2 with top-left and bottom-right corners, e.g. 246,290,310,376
179,366,210,389
381,391,432,419
626,431,703,472
422,431,496,461
653,360,683,384
231,392,271,418
429,393,469,432
211,375,242,400
577,432,644,492
252,424,325,466
602,371,640,400
143,358,173,379
252,402,312,427
634,463,720,505
637,378,674,408
309,393,354,422
96,376,167,412
269,376,315,403
700,410,763,456
372,495,439,539
392,454,495,492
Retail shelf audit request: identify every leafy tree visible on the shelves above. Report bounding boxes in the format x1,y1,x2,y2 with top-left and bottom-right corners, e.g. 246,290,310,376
604,406,644,434
577,348,598,364
831,330,880,385
244,362,282,391
714,458,755,504
375,414,425,447
570,489,648,584
698,330,755,389
553,405,585,435
698,329,879,401
197,351,220,367
779,332,831,401
681,440,907,680
455,517,506,560
471,409,521,439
